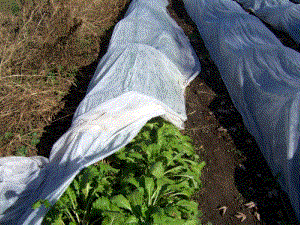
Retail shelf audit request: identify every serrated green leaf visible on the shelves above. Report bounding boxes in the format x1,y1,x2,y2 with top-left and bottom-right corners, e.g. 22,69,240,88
128,151,144,160
115,150,127,160
43,200,52,209
183,219,199,225
182,158,199,166
51,219,65,225
94,183,105,193
125,215,139,224
140,203,148,217
125,176,140,189
156,178,168,188
150,161,165,179
102,211,126,225
127,190,144,206
112,195,132,211
82,182,93,200
98,162,119,174
152,211,186,225
71,179,80,195
66,187,77,209
89,166,101,180
177,200,198,212
32,200,42,209
196,161,206,172
92,196,111,211
33,199,52,210
104,204,122,213
79,168,92,190
165,165,185,175
44,213,65,225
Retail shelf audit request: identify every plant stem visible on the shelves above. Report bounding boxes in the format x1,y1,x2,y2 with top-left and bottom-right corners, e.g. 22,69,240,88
67,190,80,223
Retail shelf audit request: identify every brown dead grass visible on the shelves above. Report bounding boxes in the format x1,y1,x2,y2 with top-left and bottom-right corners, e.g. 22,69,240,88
0,0,129,157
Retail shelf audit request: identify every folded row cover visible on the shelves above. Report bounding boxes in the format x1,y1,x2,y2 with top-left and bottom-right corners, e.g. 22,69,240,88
234,0,300,44
183,0,300,220
0,0,200,224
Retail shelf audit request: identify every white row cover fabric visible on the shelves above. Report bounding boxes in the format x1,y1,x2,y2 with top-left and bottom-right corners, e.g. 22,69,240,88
234,0,300,44
183,0,300,221
0,0,200,224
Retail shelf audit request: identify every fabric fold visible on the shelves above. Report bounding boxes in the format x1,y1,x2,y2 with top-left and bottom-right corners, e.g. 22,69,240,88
0,0,200,224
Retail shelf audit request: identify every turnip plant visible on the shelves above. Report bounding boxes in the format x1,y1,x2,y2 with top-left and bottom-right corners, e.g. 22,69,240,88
34,117,205,224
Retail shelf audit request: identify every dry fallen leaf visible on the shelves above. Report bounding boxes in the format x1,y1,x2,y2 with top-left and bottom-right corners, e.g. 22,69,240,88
235,212,247,222
218,206,227,216
217,127,228,132
245,201,256,209
254,211,261,221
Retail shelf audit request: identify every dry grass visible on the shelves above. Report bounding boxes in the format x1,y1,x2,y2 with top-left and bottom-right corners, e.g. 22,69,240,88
0,0,129,157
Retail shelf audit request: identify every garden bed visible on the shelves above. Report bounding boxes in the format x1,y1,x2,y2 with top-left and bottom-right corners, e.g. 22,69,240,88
1,0,299,224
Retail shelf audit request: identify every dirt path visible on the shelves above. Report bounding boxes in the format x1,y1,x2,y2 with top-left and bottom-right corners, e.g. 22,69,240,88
168,0,299,224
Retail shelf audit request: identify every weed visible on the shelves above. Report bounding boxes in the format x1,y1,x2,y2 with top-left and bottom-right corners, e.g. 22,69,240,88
16,145,28,156
0,0,21,16
4,132,13,139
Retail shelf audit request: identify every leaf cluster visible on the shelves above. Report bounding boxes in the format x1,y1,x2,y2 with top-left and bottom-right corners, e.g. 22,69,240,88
37,117,205,224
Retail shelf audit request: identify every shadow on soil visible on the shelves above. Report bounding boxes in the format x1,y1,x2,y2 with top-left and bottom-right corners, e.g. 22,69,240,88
209,95,299,225
205,8,299,225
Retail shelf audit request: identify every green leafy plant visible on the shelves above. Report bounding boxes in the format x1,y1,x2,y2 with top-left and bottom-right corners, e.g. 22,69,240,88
30,132,40,146
16,145,28,156
37,117,205,224
0,0,21,15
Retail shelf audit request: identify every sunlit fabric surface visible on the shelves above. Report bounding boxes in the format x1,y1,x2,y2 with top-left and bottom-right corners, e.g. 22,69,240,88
183,0,300,221
235,0,300,44
0,0,200,224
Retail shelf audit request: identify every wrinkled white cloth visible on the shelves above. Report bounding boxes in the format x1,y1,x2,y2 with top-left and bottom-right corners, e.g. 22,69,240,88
235,0,300,44
0,0,200,224
183,0,300,221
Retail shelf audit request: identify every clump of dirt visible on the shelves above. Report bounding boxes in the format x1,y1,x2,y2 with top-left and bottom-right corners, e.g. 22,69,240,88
0,0,129,157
